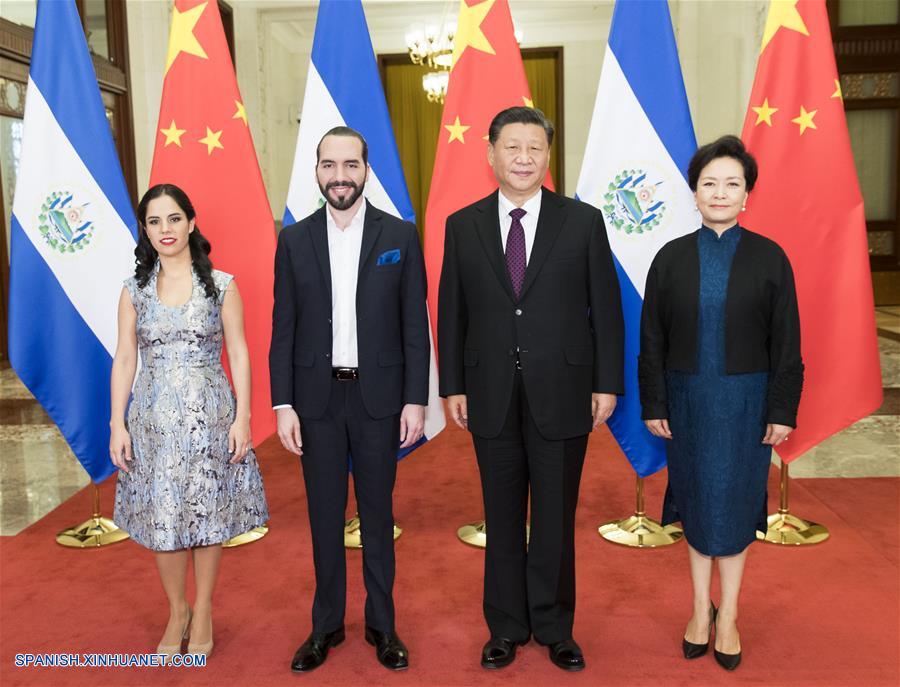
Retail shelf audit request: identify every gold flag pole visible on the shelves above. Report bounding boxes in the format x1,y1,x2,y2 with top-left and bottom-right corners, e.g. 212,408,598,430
344,515,402,549
56,484,130,548
756,461,829,545
598,475,683,547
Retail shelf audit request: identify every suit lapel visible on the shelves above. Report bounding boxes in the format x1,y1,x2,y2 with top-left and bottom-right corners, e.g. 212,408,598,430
518,188,565,301
308,207,332,308
358,202,383,278
474,191,517,302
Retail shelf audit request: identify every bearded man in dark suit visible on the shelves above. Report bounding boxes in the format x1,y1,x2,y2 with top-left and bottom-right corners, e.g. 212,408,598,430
271,127,429,674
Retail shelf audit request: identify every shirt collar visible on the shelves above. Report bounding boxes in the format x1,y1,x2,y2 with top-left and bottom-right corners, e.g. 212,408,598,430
498,188,542,219
326,197,367,234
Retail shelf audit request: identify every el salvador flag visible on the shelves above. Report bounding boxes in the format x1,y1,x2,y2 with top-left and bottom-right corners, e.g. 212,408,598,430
8,0,137,483
284,0,445,457
576,0,698,478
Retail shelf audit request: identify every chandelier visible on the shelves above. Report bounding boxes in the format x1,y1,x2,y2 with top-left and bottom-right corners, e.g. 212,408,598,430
422,71,450,104
406,22,522,105
405,23,455,71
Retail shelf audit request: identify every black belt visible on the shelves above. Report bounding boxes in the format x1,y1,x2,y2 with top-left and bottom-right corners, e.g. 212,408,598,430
332,367,359,381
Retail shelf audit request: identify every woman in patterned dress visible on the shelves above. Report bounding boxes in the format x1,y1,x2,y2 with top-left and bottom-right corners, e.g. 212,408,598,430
109,184,268,660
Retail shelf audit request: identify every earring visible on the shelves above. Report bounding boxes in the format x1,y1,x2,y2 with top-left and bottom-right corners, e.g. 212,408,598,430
741,205,746,212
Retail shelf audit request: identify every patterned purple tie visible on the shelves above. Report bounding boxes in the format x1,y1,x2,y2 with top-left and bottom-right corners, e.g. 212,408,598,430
506,208,527,298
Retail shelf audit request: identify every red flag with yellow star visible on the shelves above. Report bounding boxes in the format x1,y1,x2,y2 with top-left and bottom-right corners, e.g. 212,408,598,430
150,0,276,441
740,0,881,461
423,0,552,332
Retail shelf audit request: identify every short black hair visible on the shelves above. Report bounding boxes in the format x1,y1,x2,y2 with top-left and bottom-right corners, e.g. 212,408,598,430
488,106,554,146
316,126,368,166
687,135,758,191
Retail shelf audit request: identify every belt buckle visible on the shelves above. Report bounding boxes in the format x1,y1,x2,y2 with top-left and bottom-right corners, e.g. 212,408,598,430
335,368,356,381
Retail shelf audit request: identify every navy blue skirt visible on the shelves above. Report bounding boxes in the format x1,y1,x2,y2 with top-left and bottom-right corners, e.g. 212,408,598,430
661,369,771,557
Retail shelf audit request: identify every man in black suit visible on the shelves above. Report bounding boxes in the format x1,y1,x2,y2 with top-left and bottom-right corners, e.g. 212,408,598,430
438,107,624,671
270,126,429,673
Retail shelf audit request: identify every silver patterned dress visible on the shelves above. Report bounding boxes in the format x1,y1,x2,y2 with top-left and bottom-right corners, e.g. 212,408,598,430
113,265,269,551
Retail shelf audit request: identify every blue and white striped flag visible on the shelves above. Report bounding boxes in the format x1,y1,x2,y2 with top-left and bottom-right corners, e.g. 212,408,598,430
576,0,698,477
284,0,445,456
8,0,137,483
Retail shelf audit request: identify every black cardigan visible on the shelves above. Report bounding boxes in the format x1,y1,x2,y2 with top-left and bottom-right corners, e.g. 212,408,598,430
638,226,804,427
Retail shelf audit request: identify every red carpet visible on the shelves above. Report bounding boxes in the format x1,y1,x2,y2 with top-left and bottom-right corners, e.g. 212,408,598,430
1,422,897,686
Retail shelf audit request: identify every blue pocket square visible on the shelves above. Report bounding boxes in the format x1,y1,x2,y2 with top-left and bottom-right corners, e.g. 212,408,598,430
377,249,401,266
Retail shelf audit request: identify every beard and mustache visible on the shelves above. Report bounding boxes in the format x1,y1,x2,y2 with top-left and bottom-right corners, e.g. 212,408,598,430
319,178,365,211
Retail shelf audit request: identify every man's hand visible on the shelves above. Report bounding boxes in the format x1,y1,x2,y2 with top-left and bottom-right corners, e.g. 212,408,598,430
592,393,617,429
446,394,468,430
644,418,673,439
276,407,303,455
399,404,426,448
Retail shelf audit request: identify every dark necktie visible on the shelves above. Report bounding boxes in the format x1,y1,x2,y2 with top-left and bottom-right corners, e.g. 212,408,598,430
506,208,527,298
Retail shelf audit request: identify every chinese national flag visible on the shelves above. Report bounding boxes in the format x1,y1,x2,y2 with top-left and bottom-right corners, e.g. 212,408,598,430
150,0,276,441
740,0,881,461
424,0,552,332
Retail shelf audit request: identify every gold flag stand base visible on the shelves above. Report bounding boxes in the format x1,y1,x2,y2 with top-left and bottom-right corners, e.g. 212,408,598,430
456,520,530,549
598,476,683,548
344,516,402,549
56,485,130,548
457,520,487,548
223,526,269,548
756,462,829,546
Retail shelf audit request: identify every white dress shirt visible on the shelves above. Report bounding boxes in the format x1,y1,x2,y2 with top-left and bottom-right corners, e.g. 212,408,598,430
273,200,366,411
327,198,366,367
498,189,542,265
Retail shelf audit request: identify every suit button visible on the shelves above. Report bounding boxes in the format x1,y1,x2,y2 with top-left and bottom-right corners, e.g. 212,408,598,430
325,353,331,358
515,308,522,316
327,318,332,324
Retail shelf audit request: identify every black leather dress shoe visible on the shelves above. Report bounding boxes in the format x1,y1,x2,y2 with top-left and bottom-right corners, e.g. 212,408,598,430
364,626,409,671
548,638,585,671
481,636,526,670
290,627,345,673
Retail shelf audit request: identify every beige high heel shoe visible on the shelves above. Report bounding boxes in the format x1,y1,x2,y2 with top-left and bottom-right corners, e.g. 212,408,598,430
157,607,191,663
187,617,213,658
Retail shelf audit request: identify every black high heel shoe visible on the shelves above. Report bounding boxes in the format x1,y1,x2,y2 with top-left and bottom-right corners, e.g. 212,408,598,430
682,604,716,659
713,613,742,670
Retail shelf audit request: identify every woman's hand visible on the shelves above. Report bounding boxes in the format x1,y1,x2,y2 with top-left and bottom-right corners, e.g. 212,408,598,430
763,423,792,446
109,423,133,473
644,418,673,439
228,417,252,463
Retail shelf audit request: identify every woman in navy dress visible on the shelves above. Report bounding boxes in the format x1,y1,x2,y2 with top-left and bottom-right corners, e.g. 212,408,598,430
639,136,803,671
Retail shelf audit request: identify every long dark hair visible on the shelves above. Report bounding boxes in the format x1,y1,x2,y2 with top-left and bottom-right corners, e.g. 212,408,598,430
134,184,218,300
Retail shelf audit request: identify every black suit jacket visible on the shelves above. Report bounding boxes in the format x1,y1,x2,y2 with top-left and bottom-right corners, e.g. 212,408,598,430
269,202,429,420
638,226,804,427
438,188,625,440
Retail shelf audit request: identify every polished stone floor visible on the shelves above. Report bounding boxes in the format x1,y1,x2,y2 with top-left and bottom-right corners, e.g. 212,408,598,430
1,307,898,536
